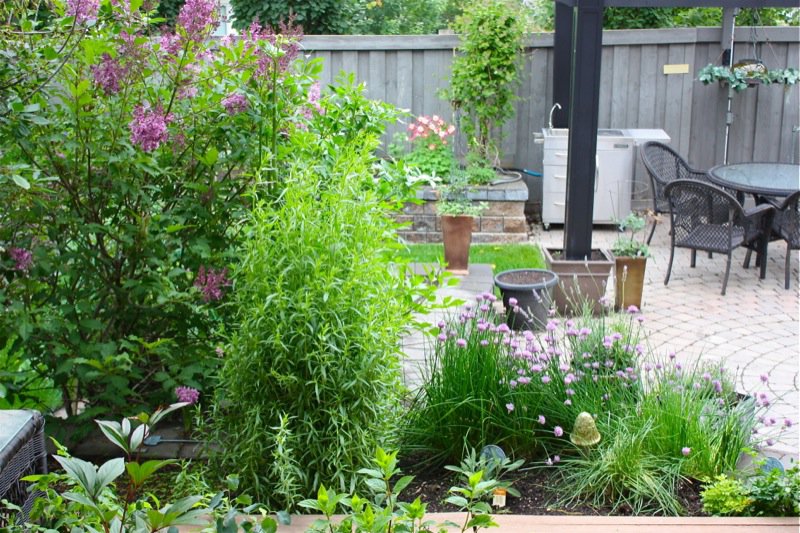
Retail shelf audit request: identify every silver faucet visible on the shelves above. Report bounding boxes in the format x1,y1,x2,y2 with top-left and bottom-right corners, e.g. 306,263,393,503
548,103,562,130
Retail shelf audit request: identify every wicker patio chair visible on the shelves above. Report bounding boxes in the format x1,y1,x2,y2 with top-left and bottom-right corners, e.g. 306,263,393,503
663,180,774,296
768,191,800,289
640,142,716,245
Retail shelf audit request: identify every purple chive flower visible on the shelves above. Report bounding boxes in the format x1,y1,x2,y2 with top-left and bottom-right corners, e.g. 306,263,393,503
785,419,793,428
456,338,467,348
681,447,691,456
480,339,489,346
506,403,514,413
222,93,249,115
9,248,33,272
545,320,558,332
175,385,200,404
497,323,510,334
437,333,447,342
636,315,645,324
766,438,775,447
627,305,639,313
177,0,218,40
509,380,517,388
545,457,553,466
66,0,99,23
760,374,769,383
92,54,126,94
565,388,575,396
508,297,518,307
541,375,551,384
553,455,561,464
518,376,530,385
712,379,723,394
564,399,572,406
702,372,712,381
554,426,564,437
538,415,546,425
130,105,173,152
194,265,230,302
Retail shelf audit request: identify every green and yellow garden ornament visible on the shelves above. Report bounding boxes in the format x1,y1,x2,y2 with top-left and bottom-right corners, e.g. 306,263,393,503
570,412,601,447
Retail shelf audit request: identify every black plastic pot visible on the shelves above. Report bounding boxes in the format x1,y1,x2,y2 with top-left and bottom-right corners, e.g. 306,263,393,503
494,269,559,331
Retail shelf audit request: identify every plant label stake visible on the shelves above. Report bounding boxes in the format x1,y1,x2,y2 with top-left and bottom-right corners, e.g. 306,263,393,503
492,488,507,508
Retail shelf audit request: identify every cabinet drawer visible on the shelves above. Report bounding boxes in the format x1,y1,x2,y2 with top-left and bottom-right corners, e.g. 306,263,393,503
542,200,566,224
543,165,568,193
543,149,569,166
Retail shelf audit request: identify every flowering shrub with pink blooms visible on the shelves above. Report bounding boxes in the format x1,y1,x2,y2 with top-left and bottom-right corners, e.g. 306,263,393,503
397,115,458,178
0,0,371,430
407,296,792,514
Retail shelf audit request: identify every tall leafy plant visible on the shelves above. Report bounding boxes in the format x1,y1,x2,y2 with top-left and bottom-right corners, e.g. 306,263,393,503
0,0,321,431
446,0,526,165
209,85,430,507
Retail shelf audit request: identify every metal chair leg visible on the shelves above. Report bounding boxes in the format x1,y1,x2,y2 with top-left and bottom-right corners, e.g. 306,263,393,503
646,221,657,245
786,245,792,290
690,249,697,268
665,244,676,286
721,250,732,295
758,238,768,280
743,248,752,269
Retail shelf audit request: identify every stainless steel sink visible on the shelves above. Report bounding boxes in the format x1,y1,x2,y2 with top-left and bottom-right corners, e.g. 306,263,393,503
544,128,569,137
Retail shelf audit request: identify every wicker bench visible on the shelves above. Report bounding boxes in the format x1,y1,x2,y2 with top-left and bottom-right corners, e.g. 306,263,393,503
0,410,47,527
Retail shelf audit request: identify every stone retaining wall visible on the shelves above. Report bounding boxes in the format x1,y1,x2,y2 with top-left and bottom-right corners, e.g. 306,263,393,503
396,180,529,244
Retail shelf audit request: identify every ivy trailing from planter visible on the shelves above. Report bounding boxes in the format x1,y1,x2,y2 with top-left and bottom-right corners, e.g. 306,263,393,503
698,63,800,92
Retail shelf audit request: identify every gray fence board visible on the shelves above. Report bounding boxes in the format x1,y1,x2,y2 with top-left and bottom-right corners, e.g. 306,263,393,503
302,27,799,183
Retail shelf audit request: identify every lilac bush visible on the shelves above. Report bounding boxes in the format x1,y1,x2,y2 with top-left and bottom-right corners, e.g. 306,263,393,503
0,0,325,427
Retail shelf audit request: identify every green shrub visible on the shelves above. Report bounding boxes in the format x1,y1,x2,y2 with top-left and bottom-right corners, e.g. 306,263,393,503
209,112,427,506
1,0,319,433
701,475,752,516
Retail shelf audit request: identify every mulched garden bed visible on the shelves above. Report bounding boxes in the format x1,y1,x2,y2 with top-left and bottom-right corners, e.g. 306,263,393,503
399,457,706,517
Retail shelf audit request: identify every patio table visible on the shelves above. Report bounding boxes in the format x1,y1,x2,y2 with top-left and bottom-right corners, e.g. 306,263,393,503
708,162,800,202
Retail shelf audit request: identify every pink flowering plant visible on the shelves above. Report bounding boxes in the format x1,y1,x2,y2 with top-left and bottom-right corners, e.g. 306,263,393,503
393,114,457,179
408,296,791,513
0,0,336,427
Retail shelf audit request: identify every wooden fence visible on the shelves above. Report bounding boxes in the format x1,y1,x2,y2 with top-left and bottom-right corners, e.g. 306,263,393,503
301,28,799,207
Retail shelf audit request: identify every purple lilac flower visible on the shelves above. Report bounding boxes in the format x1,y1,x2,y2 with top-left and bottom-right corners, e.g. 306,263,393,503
92,54,127,94
194,265,230,302
175,385,200,404
681,447,691,456
506,403,514,413
554,426,563,437
177,0,218,40
130,105,172,152
9,248,33,272
160,33,183,56
66,0,99,23
537,415,546,425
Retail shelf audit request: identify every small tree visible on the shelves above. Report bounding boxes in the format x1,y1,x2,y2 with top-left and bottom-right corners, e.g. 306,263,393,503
229,0,361,34
446,0,526,165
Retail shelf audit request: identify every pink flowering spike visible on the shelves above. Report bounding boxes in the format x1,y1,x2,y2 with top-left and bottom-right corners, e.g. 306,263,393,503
130,105,172,152
9,248,33,272
222,93,249,115
681,447,691,456
175,386,200,405
177,0,219,40
66,0,99,23
194,265,231,302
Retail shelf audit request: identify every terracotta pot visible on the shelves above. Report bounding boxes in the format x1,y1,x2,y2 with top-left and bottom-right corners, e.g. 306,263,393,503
542,247,614,316
614,256,647,311
441,215,473,274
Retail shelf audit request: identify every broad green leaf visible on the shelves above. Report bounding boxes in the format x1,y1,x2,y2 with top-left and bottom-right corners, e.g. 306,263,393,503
12,175,30,189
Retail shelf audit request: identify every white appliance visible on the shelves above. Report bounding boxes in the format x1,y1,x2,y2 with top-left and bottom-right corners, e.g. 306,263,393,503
541,128,635,228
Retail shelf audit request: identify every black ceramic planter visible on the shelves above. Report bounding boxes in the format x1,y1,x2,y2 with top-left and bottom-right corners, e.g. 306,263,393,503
494,269,559,331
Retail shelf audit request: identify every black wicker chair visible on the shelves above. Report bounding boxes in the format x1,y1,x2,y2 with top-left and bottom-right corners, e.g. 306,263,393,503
770,190,800,289
641,142,716,245
663,180,774,295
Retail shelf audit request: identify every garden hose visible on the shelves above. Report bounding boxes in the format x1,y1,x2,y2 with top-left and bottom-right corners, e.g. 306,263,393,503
491,167,542,186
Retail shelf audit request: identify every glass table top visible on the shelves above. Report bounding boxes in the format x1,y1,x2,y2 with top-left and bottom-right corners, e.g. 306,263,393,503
709,162,800,196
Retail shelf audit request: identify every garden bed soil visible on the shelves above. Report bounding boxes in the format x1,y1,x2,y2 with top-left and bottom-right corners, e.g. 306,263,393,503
399,458,706,517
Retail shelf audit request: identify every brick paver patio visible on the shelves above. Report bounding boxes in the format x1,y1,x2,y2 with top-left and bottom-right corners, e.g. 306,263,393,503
402,221,800,461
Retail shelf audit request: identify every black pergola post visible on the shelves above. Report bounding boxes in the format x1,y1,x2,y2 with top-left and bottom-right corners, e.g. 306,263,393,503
552,1,573,128
563,0,604,260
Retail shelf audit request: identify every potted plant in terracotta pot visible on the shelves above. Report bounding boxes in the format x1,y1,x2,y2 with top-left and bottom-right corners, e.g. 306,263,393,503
437,175,487,275
611,212,651,311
